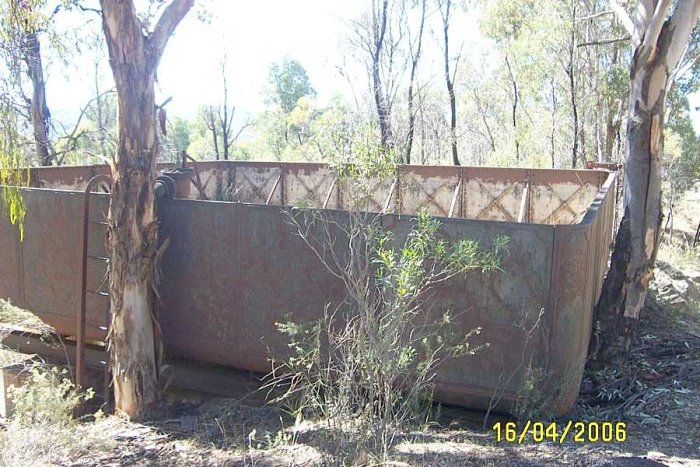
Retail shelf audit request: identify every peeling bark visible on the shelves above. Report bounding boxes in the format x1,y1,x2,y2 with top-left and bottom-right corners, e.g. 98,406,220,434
100,0,193,419
14,0,53,166
593,0,700,361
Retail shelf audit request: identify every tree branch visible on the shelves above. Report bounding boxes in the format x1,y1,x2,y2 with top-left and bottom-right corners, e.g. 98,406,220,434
577,10,614,21
640,0,673,55
633,0,656,45
608,0,635,37
664,0,700,70
578,36,630,47
149,0,195,61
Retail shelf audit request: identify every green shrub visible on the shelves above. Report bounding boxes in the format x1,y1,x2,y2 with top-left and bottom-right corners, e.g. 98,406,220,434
268,199,507,461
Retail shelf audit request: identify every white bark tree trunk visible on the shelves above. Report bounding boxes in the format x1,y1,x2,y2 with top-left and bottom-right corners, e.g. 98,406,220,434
100,0,193,419
593,0,700,358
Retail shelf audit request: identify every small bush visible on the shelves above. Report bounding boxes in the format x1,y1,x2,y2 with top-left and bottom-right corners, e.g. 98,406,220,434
7,366,93,428
0,365,104,466
267,157,508,462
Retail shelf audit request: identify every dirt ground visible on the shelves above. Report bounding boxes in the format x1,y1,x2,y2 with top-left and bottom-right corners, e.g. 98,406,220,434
1,188,699,466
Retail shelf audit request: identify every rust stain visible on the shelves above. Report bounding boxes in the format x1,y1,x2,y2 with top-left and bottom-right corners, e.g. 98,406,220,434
0,162,617,416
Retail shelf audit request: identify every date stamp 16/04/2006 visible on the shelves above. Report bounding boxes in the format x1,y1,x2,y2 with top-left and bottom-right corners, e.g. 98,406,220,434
492,421,627,444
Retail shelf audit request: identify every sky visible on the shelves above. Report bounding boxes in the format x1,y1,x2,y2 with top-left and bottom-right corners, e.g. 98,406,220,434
44,0,700,133
156,0,368,116
48,0,371,122
47,0,482,125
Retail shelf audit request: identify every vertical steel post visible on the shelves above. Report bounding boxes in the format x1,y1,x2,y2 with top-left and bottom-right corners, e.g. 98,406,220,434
77,174,110,390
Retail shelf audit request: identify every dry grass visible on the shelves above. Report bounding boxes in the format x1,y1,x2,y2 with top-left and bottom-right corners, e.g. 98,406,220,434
0,299,55,334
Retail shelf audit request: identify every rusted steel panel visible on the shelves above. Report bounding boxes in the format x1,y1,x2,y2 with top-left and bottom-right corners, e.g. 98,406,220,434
579,171,617,305
337,176,394,213
461,167,529,222
184,160,225,200
157,200,348,371
398,166,461,217
158,201,556,412
231,164,282,204
529,170,602,225
385,214,554,412
32,165,110,191
283,165,336,208
0,211,22,305
233,205,350,370
28,163,175,192
548,223,597,413
28,163,608,226
0,189,109,341
549,170,615,413
0,163,619,416
158,200,242,363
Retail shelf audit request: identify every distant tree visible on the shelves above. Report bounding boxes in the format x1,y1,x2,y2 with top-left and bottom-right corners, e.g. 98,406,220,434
163,115,191,161
263,57,316,150
404,0,426,164
0,0,53,165
438,0,462,166
348,0,408,154
201,52,251,161
266,57,316,114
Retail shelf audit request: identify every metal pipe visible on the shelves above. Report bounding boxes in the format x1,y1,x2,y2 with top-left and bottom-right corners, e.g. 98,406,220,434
382,179,397,214
323,177,338,209
448,177,462,218
518,176,531,223
77,174,110,390
266,174,282,205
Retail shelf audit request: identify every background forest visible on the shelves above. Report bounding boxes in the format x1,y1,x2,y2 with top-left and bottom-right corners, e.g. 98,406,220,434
1,0,699,200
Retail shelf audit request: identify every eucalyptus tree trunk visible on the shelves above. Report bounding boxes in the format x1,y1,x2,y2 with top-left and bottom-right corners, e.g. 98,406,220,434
22,28,52,166
440,0,460,166
405,0,426,165
372,0,393,152
11,0,53,165
504,55,519,164
565,0,579,168
100,0,193,419
593,0,700,360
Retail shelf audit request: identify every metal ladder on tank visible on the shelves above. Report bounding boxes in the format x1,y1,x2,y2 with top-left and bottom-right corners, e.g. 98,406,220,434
76,174,112,405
